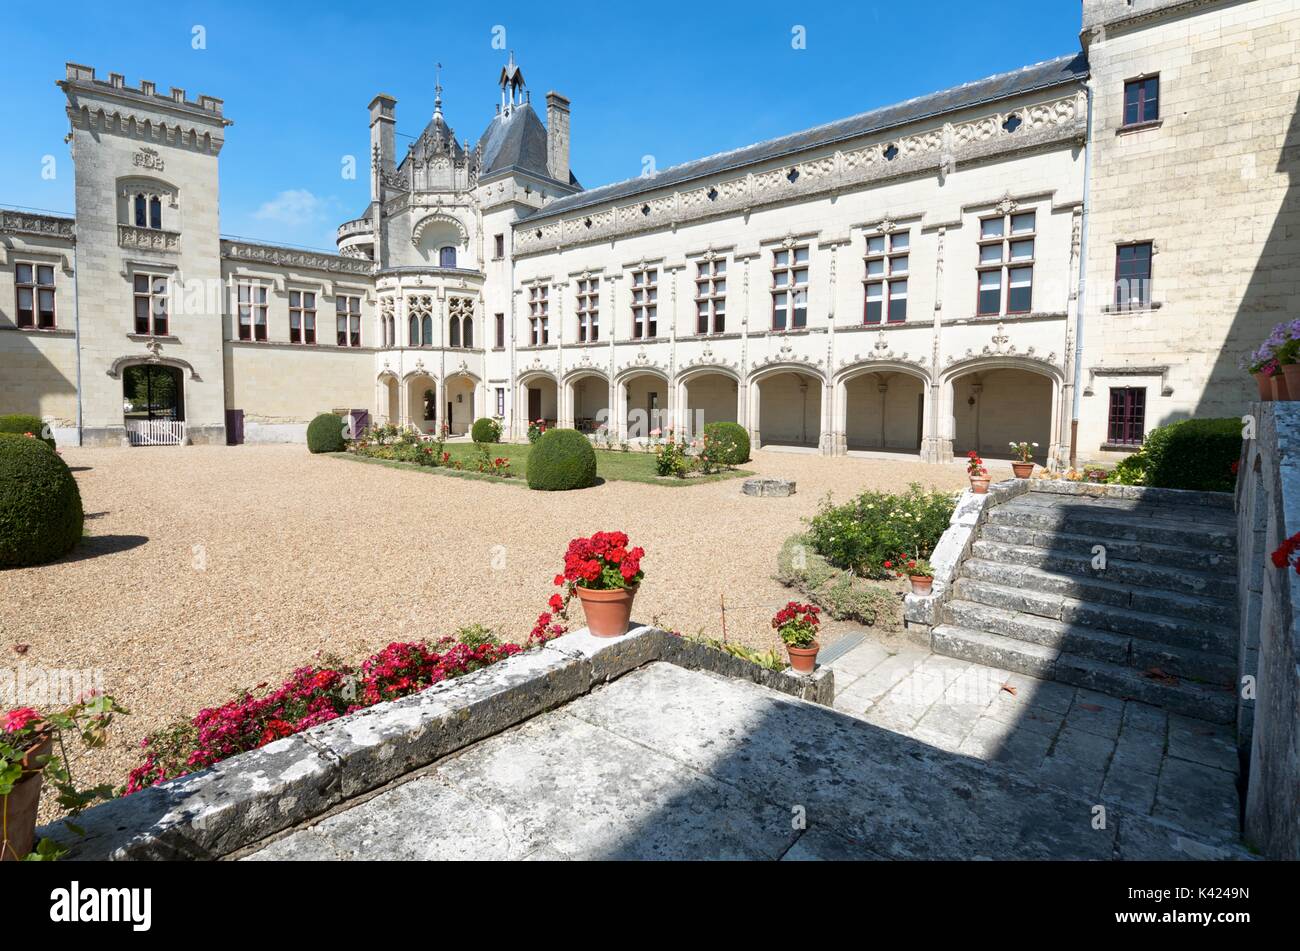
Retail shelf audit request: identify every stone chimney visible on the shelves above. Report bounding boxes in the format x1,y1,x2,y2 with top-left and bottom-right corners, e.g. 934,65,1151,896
368,93,397,201
546,91,570,185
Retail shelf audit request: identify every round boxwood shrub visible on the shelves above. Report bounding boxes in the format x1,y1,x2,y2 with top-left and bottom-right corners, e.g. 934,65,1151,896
307,412,346,453
704,421,750,465
472,417,502,444
527,428,598,491
1140,417,1241,492
0,413,54,450
0,433,83,567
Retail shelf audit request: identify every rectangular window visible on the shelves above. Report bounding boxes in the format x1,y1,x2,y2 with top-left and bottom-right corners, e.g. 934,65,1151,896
528,285,549,345
495,312,505,349
336,295,361,347
15,263,56,329
496,387,505,416
236,283,268,341
695,257,727,334
1123,76,1159,126
977,211,1034,316
576,277,599,342
289,290,317,344
134,273,170,336
863,231,909,324
494,234,505,259
772,245,809,330
1108,387,1146,446
1115,242,1153,310
631,266,658,338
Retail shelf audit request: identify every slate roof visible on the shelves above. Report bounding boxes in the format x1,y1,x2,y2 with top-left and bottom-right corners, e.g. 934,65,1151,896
476,103,579,188
522,52,1088,222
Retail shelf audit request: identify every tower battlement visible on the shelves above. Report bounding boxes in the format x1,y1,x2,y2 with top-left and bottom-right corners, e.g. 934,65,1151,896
60,63,229,124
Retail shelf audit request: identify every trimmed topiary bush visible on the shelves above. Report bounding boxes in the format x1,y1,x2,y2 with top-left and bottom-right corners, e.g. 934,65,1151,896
704,421,750,465
527,427,598,491
0,433,83,567
0,413,54,450
472,417,502,444
1140,417,1241,492
307,413,346,454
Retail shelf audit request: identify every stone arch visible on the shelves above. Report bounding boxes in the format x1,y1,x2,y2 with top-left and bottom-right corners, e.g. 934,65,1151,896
563,368,612,434
107,354,201,382
941,356,1063,464
377,371,400,425
678,365,742,436
444,369,480,436
403,370,438,433
834,361,932,456
517,370,559,437
749,365,827,451
616,367,670,440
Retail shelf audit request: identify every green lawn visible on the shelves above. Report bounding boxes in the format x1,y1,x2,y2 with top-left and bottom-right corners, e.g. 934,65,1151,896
336,442,751,487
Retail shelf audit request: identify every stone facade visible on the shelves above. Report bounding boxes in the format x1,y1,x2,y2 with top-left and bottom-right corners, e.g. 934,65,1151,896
1,0,1295,460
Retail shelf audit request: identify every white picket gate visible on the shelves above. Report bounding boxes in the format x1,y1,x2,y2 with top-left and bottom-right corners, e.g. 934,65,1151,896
125,420,187,446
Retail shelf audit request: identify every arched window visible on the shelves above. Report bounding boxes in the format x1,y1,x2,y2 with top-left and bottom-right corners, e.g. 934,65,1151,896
439,246,456,268
421,315,433,346
449,316,461,348
408,315,419,347
385,315,395,348
462,316,473,349
134,194,147,227
149,196,162,229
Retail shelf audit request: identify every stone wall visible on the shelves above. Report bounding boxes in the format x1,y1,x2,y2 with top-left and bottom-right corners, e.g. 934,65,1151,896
1235,401,1300,860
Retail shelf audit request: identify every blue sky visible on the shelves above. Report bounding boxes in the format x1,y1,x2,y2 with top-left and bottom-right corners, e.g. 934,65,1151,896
1,0,1081,251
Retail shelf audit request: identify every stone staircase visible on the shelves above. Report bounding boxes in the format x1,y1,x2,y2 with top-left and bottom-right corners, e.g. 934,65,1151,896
932,488,1239,724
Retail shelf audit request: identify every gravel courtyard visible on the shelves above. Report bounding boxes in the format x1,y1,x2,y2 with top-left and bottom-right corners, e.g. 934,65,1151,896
2,443,987,807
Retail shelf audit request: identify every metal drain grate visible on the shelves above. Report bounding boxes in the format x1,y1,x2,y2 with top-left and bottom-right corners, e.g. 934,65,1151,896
816,632,867,667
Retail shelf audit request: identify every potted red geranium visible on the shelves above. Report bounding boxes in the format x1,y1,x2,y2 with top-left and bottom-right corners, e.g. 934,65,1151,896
772,601,821,673
967,451,990,494
888,555,934,595
557,531,645,637
1,693,126,861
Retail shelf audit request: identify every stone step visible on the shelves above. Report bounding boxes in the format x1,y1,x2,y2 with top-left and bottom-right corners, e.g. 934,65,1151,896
944,597,1236,684
931,625,1236,724
969,539,1236,603
989,497,1237,552
960,558,1237,628
951,577,1237,657
979,523,1235,574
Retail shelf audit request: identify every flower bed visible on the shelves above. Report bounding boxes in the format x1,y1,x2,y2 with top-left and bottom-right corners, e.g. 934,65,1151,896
805,482,957,579
349,424,517,478
125,630,524,793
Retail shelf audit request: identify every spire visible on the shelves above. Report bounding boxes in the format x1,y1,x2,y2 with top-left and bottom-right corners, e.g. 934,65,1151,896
498,51,525,115
433,62,443,119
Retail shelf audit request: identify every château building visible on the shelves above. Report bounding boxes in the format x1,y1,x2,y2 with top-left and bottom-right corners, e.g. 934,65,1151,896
2,0,1297,465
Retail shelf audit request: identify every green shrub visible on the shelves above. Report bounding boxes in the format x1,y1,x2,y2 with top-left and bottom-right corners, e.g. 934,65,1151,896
805,483,956,579
1108,453,1148,486
0,433,83,567
471,417,502,444
1140,417,1241,492
0,414,54,450
703,422,749,465
307,413,346,453
527,428,597,491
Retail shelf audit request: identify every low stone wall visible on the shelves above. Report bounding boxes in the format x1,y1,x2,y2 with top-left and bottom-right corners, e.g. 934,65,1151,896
1235,402,1300,860
903,479,1031,636
38,626,832,861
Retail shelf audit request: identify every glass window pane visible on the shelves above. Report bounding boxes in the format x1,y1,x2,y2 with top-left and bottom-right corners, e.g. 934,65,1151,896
135,274,150,293
793,268,808,285
981,218,1004,239
1010,239,1035,261
866,236,886,255
774,251,788,267
1008,267,1033,312
866,259,885,278
36,266,54,285
890,232,909,251
980,244,1003,265
17,264,33,283
793,247,809,264
774,272,788,287
18,287,33,310
890,255,908,274
1011,212,1036,234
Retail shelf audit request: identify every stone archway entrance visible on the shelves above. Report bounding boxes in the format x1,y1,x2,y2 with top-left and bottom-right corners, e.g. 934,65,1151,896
842,370,926,455
753,370,822,450
123,363,185,445
949,366,1054,462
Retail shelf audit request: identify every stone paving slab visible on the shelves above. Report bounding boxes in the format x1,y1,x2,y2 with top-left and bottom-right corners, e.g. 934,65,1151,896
826,636,1245,847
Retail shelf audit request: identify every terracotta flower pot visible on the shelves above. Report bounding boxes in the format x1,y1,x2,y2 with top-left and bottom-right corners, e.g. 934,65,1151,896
1282,365,1300,401
786,641,820,674
970,476,990,494
1,733,52,862
1254,372,1273,401
909,575,933,596
1273,372,1292,401
1011,462,1034,479
575,584,638,638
